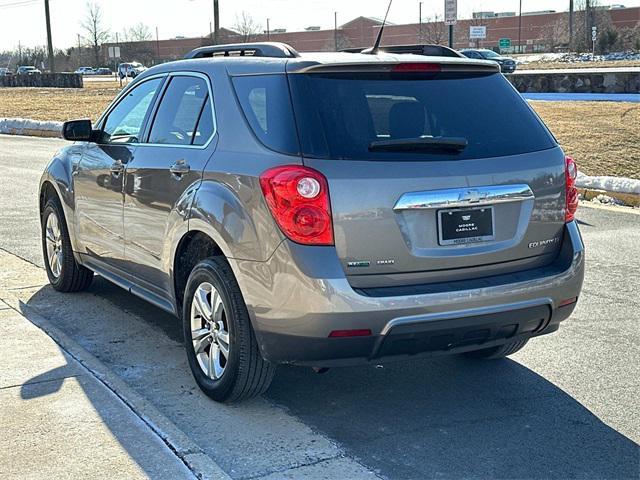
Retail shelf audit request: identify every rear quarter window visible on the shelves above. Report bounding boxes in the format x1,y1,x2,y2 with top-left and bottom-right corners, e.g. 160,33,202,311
232,75,300,155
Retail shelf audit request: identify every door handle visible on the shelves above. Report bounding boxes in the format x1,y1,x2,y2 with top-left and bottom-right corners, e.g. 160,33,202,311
110,160,124,176
170,159,190,178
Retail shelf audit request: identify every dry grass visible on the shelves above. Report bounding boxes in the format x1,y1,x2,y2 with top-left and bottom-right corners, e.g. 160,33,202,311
530,101,640,179
518,60,640,70
0,83,637,178
0,82,122,122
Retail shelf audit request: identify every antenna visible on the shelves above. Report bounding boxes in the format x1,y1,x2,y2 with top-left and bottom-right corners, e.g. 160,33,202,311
369,0,393,54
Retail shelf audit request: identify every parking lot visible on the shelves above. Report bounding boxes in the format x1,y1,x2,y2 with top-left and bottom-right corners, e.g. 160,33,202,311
0,134,638,479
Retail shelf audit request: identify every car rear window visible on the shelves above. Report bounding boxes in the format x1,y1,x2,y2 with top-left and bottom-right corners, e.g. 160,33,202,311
231,71,555,161
289,71,556,161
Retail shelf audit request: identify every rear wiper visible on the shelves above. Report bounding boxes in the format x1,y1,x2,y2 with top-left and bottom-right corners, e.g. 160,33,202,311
368,137,468,152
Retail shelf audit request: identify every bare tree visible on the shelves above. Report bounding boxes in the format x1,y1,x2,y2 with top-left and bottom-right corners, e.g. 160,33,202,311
420,14,446,45
81,2,110,67
126,22,152,42
540,15,570,51
233,11,261,43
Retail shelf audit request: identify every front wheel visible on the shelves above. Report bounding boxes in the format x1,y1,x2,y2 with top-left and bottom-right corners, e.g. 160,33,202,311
463,339,529,359
182,257,275,403
41,197,93,292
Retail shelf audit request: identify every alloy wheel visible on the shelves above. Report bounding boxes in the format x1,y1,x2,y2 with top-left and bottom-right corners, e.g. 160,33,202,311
45,211,63,278
190,282,230,380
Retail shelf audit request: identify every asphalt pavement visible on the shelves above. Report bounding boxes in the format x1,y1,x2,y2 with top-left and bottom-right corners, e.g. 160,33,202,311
1,134,638,479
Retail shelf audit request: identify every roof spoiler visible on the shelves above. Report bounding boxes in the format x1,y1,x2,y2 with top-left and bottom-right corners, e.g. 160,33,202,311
341,44,464,58
184,42,300,59
294,61,499,74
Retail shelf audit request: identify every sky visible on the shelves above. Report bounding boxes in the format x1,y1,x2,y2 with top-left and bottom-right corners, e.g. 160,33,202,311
1,0,639,50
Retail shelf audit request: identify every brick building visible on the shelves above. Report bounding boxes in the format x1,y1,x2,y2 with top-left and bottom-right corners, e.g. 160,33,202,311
103,6,640,64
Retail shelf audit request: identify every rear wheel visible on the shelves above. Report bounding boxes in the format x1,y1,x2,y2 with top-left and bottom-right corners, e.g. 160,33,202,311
464,339,529,359
41,197,93,292
182,257,275,403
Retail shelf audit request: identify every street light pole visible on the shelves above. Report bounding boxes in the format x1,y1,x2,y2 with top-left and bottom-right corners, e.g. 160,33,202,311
569,0,574,45
418,2,422,42
518,0,523,53
77,33,81,67
334,11,338,51
212,0,220,44
44,0,55,72
267,18,270,41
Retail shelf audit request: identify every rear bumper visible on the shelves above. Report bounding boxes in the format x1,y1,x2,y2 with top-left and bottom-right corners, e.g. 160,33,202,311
231,221,584,366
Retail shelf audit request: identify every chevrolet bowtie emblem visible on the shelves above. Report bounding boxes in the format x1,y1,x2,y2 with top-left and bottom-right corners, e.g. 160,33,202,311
460,190,487,203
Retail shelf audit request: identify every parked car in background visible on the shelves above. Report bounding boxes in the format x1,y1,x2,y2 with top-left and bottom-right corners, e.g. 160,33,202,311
118,62,147,79
0,67,12,76
16,66,41,75
95,67,113,75
40,42,584,403
460,49,517,73
75,66,96,75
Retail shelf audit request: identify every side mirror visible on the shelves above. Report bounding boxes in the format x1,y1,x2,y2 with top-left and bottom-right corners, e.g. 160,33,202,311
62,119,93,142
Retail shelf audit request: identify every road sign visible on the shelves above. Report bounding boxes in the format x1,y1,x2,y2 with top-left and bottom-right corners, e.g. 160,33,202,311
108,46,121,59
499,38,511,48
444,0,457,26
592,26,598,41
469,26,487,40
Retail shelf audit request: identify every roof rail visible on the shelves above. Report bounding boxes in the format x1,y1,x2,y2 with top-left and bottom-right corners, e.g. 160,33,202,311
184,42,300,59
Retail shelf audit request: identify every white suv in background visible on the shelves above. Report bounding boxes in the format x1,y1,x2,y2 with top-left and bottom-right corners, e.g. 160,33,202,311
118,62,147,79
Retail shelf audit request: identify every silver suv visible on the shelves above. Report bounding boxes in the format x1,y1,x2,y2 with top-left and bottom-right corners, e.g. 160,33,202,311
39,42,584,402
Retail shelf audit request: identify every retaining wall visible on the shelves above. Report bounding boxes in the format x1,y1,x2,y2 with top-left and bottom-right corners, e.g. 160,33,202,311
508,70,640,94
0,73,83,88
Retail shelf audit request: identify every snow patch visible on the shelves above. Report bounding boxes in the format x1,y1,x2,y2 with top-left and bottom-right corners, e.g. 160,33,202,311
0,118,63,137
576,171,640,195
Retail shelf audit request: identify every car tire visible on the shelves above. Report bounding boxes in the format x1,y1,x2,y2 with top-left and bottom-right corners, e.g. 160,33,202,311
41,197,93,292
183,257,275,403
463,339,529,360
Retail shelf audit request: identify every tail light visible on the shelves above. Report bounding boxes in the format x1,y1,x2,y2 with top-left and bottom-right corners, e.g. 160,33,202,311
565,156,579,223
259,165,334,245
392,63,441,73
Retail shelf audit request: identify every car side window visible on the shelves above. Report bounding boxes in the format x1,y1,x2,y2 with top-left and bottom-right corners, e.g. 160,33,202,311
101,78,162,144
148,76,213,146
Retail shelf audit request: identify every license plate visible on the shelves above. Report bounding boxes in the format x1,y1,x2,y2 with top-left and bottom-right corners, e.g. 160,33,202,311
438,207,495,245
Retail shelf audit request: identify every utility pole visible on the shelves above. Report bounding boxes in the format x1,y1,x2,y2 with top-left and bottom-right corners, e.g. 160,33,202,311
77,33,81,67
267,18,270,41
418,2,422,42
569,0,574,45
518,0,523,53
155,26,160,61
334,11,338,51
18,40,22,65
585,0,592,48
44,0,55,72
212,0,220,44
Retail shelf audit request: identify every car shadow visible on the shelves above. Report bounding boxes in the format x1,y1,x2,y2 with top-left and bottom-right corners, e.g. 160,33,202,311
19,281,639,480
267,358,639,479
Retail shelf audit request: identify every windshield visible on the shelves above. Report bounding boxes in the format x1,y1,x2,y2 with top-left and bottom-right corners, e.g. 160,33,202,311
481,50,500,58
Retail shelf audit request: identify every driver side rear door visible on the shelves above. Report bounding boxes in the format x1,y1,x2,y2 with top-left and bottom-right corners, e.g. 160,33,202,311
122,72,217,300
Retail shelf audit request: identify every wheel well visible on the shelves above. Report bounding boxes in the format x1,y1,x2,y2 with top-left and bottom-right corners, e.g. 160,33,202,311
174,231,223,313
40,181,58,217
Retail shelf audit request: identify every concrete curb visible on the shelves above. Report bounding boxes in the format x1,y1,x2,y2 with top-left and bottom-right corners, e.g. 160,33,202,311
0,287,232,480
579,188,640,207
0,118,62,138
